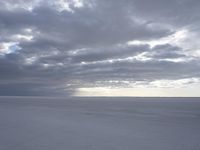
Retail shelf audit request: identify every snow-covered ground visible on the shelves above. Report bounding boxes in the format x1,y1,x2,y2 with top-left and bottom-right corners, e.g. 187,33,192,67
0,97,200,150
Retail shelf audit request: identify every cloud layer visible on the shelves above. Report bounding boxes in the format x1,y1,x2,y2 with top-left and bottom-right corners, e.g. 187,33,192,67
0,0,200,96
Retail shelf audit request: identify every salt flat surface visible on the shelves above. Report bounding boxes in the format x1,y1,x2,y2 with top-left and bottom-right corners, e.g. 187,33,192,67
0,97,200,150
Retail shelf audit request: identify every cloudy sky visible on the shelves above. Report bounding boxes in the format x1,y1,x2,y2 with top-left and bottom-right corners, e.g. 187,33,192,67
0,0,200,96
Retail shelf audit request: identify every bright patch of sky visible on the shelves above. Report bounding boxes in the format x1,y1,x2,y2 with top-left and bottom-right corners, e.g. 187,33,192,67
0,42,21,56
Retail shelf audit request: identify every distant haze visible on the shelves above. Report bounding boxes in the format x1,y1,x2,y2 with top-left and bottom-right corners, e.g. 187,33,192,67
0,0,200,96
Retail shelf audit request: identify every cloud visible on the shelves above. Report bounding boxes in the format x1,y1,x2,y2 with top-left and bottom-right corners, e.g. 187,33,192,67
0,0,200,96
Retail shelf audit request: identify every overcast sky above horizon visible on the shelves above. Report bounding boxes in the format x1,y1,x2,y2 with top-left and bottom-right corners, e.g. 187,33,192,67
0,0,200,96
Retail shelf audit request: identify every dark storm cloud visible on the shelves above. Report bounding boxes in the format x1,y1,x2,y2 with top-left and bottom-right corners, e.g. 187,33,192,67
0,0,200,95
149,44,187,59
71,59,200,81
132,0,200,25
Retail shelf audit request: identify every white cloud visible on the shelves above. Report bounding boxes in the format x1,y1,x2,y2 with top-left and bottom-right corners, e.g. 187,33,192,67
149,78,200,88
1,0,42,11
24,56,38,65
51,0,85,12
12,34,33,41
0,42,21,56
127,29,189,48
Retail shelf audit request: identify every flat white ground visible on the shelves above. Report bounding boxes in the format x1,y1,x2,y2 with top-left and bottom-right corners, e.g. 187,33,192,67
0,97,200,150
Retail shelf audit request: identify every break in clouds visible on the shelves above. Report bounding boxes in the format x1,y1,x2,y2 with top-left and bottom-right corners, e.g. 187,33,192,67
0,0,200,96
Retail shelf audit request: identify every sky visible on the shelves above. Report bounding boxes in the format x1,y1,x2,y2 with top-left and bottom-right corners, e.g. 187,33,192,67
0,0,200,96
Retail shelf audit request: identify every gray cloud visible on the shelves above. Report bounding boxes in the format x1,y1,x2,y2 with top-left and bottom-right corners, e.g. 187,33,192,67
0,0,200,96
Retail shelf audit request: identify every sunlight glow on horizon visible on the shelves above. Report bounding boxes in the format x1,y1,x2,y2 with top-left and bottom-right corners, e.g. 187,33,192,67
75,86,200,97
